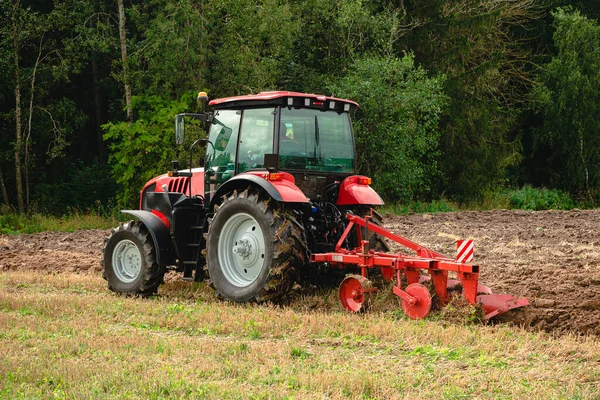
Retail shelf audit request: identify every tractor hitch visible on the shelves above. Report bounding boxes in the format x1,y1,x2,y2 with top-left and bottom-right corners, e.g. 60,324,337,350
311,212,530,320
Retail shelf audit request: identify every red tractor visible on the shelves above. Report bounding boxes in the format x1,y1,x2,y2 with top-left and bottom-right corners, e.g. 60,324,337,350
103,91,528,320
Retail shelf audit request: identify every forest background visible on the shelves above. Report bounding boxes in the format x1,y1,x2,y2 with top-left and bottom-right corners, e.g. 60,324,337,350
2,0,600,216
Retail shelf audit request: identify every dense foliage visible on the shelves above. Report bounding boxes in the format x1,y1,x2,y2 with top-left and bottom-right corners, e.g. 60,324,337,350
530,7,600,200
1,0,599,212
333,55,446,202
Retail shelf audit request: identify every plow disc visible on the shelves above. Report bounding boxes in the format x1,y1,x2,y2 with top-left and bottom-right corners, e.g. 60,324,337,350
338,275,376,313
398,283,432,319
313,211,529,321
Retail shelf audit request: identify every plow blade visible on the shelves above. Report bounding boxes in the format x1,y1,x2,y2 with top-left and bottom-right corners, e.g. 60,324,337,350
445,277,527,319
478,294,530,320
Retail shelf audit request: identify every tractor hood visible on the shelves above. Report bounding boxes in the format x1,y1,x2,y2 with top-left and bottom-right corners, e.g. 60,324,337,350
139,168,205,209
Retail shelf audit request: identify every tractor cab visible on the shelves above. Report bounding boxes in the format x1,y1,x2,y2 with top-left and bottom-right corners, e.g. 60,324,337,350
174,91,361,203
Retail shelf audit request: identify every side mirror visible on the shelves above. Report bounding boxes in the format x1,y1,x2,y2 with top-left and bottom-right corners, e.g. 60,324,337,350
175,114,185,145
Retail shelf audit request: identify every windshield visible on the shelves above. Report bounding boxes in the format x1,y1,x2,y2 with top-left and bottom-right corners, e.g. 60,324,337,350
278,108,355,173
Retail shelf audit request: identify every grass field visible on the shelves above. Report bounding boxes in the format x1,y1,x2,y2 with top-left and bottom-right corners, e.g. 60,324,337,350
1,271,599,399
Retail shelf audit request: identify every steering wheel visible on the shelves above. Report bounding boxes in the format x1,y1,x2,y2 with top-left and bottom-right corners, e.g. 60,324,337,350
280,140,301,156
239,149,265,169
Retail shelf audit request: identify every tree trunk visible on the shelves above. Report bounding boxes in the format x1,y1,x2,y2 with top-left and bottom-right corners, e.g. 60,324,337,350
117,0,133,122
24,35,43,212
90,17,105,162
0,164,10,208
11,0,25,214
91,53,105,162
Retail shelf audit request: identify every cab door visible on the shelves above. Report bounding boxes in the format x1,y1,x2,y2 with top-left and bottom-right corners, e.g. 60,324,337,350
236,108,276,173
205,109,241,201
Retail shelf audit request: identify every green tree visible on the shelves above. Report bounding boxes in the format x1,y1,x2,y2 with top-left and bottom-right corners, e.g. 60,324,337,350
127,0,208,98
285,0,399,92
530,7,600,198
0,0,87,213
103,94,194,207
202,0,299,96
332,54,447,202
400,0,542,201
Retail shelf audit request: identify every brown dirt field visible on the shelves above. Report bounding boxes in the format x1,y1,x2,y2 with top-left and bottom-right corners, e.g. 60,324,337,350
1,209,599,336
0,230,106,275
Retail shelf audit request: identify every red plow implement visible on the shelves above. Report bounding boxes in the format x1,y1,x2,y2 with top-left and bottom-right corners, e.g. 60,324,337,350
311,212,529,320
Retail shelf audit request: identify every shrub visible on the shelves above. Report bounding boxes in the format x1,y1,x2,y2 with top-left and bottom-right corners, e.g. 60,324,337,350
385,199,457,215
507,185,575,211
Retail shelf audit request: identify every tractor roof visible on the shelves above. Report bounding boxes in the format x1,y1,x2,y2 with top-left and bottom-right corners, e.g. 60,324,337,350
208,91,359,112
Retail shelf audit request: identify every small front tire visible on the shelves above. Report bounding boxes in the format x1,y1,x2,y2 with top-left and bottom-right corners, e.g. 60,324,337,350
102,221,164,296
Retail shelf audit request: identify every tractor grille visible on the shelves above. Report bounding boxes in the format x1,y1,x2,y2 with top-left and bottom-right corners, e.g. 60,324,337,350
168,177,189,194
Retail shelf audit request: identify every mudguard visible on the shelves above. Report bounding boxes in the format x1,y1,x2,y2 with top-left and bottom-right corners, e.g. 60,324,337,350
210,173,309,206
122,210,176,265
336,175,384,206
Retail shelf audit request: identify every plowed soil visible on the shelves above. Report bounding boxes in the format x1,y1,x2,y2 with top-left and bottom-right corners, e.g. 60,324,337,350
1,209,599,336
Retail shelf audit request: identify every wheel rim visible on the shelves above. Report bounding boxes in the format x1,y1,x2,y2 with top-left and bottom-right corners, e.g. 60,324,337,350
112,239,142,283
218,212,266,287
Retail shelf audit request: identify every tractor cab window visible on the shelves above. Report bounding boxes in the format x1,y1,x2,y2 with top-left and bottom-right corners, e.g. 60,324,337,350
206,109,241,189
237,108,275,172
279,108,355,173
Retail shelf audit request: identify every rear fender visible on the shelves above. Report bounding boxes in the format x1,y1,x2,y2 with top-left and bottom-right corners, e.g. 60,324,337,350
336,175,384,206
210,172,309,207
122,210,176,265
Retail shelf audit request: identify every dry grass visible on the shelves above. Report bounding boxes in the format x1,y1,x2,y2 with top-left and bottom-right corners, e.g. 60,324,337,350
1,271,599,399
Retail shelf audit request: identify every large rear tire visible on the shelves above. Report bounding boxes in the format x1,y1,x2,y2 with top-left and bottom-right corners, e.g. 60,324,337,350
206,188,304,302
102,221,164,296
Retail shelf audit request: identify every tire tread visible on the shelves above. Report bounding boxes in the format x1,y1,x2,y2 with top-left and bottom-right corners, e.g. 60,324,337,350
205,188,305,302
101,220,164,296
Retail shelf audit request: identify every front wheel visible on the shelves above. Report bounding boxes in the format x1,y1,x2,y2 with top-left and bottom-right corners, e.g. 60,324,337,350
206,188,305,302
102,221,164,296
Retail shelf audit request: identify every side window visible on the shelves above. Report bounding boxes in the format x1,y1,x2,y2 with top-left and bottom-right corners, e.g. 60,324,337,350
237,108,275,172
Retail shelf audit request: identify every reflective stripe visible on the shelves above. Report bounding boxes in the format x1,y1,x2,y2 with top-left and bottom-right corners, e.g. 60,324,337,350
456,240,474,263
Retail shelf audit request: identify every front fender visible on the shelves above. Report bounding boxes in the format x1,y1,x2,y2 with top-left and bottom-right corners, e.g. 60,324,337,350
122,210,176,265
336,175,384,206
211,173,309,207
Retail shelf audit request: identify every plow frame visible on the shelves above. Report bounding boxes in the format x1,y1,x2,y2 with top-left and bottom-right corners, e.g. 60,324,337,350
310,212,529,320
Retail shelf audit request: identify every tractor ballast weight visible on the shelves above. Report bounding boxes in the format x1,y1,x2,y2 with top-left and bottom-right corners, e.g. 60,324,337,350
102,91,528,321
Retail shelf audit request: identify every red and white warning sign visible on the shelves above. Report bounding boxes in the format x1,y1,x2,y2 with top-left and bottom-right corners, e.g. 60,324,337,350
456,240,474,263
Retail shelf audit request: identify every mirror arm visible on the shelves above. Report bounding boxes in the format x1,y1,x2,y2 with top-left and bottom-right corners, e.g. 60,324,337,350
188,138,213,172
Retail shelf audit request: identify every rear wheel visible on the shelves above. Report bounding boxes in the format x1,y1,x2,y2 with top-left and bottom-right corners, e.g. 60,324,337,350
102,221,164,295
206,188,305,302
